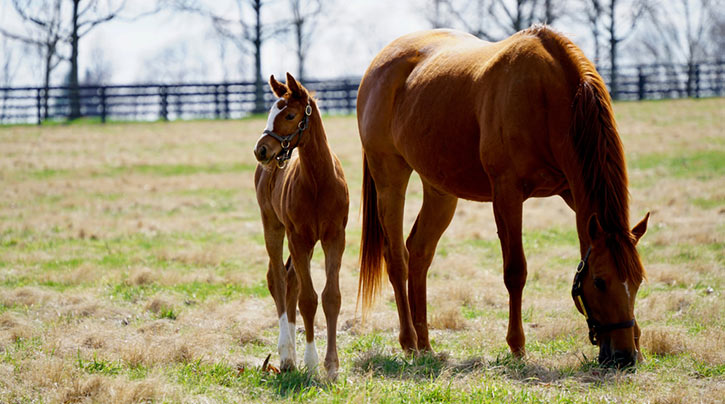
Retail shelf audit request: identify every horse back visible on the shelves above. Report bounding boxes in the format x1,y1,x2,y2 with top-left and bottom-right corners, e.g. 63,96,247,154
358,28,584,201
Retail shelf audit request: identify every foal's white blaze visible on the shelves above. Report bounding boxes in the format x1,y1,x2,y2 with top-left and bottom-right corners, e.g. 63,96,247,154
265,99,285,132
278,313,296,368
304,340,319,371
623,281,631,299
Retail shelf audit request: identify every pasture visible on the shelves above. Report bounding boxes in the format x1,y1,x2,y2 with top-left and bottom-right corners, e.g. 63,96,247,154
0,98,723,403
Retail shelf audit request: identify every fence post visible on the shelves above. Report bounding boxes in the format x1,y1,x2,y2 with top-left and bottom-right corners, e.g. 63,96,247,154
214,85,220,119
159,85,168,121
347,80,354,113
176,88,182,120
223,84,229,119
36,88,42,125
694,64,700,98
100,87,107,123
638,67,646,101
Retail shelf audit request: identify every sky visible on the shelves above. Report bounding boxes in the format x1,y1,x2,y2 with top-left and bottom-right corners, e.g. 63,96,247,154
1,0,433,86
1,0,711,87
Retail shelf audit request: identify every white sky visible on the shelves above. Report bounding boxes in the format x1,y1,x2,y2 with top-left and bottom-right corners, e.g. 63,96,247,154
1,0,432,85
0,0,703,87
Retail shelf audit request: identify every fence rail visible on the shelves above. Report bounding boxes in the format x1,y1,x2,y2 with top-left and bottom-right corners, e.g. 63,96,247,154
1,61,723,125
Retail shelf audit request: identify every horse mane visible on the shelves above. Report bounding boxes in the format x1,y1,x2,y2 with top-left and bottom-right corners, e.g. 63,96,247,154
523,25,644,283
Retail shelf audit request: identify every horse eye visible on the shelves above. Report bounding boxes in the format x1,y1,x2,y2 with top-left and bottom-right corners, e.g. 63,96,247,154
285,113,296,120
593,278,606,291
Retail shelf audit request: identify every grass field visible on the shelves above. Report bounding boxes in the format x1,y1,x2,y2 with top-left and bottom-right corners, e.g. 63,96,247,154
0,98,723,403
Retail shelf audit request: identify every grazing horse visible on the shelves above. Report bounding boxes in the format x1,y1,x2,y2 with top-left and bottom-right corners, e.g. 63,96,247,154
254,73,349,378
357,26,650,368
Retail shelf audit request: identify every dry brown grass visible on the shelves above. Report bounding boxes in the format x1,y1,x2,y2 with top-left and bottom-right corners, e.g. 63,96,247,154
0,98,723,403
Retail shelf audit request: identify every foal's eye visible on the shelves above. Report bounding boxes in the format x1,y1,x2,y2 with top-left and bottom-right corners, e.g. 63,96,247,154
593,278,606,291
285,113,296,120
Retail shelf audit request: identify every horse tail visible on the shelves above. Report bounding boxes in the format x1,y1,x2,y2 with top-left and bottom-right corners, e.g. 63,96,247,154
358,154,385,319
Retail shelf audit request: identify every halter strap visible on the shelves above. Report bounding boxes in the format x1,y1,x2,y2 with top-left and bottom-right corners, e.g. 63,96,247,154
262,103,312,168
572,245,636,345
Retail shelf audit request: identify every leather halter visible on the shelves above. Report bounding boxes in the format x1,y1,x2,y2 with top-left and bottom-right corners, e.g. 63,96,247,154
262,103,312,168
572,245,636,345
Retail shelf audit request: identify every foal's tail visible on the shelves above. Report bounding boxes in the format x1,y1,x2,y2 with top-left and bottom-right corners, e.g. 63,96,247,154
357,155,385,319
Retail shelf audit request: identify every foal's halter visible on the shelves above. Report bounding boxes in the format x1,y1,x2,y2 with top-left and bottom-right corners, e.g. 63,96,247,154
262,103,312,168
571,246,636,345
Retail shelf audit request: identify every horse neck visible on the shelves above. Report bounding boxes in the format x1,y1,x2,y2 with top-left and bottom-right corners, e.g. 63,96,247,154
296,102,335,184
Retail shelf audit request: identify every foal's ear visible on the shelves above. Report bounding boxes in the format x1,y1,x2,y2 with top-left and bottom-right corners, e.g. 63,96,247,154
285,72,303,98
269,75,287,97
587,213,603,242
631,212,650,244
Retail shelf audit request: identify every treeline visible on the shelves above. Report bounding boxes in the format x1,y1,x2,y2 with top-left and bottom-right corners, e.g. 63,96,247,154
1,1,723,122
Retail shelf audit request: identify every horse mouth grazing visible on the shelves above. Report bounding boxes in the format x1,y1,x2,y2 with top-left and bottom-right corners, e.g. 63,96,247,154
598,339,638,369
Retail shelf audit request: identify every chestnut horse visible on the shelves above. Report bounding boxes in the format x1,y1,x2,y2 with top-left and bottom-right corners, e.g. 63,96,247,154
254,73,349,378
357,26,650,368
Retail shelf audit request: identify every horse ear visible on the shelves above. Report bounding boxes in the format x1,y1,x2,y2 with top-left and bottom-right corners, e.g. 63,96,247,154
631,212,650,244
286,72,303,98
269,75,287,97
587,213,603,242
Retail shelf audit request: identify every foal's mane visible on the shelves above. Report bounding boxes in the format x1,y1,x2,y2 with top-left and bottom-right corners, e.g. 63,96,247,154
524,25,644,283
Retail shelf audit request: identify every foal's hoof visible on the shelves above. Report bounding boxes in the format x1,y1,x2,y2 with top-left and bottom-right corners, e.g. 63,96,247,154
279,358,296,372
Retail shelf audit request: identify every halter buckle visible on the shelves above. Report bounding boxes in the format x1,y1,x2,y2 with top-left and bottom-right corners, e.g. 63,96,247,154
281,139,291,149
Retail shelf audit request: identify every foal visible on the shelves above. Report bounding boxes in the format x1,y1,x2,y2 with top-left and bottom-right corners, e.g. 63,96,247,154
253,73,349,378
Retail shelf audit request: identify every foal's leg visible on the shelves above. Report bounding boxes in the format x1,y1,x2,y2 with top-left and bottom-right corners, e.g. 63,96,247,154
405,181,457,351
320,226,345,379
287,232,318,371
367,153,417,352
491,175,527,357
261,212,297,370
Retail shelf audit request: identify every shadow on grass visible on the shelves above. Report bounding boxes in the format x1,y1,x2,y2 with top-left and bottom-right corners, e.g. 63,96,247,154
353,348,633,386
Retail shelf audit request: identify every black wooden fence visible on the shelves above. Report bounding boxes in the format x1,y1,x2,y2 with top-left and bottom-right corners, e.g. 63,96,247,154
0,78,359,125
1,61,723,125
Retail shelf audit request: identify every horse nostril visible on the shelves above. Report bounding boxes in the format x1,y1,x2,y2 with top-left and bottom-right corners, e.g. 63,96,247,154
256,145,267,161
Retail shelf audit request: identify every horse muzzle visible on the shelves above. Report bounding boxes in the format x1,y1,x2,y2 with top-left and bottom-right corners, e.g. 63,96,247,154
254,136,281,165
598,338,638,369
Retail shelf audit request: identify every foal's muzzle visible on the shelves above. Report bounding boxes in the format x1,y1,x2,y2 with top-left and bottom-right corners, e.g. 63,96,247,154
254,135,282,165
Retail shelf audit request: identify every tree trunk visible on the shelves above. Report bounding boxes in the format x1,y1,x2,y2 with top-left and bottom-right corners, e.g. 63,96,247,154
608,0,618,100
43,45,52,120
69,0,81,120
296,19,304,82
253,0,265,114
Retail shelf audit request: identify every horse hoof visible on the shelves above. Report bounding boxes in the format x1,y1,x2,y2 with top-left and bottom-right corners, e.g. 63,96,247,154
280,359,296,372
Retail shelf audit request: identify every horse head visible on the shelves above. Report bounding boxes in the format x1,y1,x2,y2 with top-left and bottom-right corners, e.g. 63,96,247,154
573,212,650,368
254,73,313,167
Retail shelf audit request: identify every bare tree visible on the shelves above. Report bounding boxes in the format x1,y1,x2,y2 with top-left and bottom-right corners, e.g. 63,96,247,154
0,0,65,120
172,0,287,113
425,0,567,41
287,0,327,81
603,0,650,99
638,0,722,96
67,0,130,119
573,0,604,65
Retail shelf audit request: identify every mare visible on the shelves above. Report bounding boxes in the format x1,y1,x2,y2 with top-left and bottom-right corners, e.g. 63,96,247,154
356,26,650,368
254,73,349,378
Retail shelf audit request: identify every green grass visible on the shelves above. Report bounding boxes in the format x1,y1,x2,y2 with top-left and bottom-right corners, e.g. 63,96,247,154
1,100,723,403
630,149,725,180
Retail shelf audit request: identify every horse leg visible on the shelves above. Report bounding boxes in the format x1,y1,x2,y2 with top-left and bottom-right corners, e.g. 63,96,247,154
287,232,318,371
368,153,417,352
284,257,299,356
320,227,345,379
261,211,297,370
491,176,527,358
406,181,458,351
